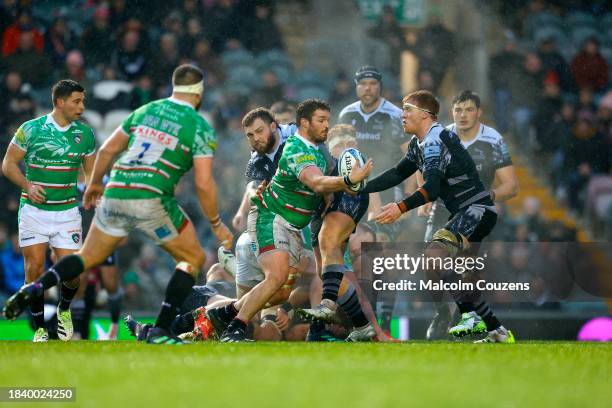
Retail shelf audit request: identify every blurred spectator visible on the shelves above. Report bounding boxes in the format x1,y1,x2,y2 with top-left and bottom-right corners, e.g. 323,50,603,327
328,72,354,112
44,18,76,67
59,50,90,90
256,70,284,107
511,51,544,144
1,9,43,56
183,17,204,56
151,33,180,89
415,8,456,92
534,71,562,154
5,31,52,88
563,111,610,211
570,37,609,93
112,29,148,81
489,32,525,134
191,38,224,86
109,0,130,33
0,70,35,132
518,196,548,241
547,101,576,189
208,0,241,53
129,74,154,110
270,100,296,124
0,0,18,38
161,11,184,41
368,5,406,75
0,232,24,295
240,1,283,54
80,6,115,69
537,37,573,92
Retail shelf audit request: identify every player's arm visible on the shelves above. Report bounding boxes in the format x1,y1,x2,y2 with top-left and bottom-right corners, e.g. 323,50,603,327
491,165,519,202
232,181,256,231
362,156,417,194
83,127,129,209
193,157,233,248
298,159,372,194
81,151,96,185
1,143,46,203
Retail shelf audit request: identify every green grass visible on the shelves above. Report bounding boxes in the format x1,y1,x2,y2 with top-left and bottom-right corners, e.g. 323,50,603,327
0,342,610,407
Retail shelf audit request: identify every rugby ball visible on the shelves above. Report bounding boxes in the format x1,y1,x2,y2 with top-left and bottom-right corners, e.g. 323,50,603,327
338,148,368,193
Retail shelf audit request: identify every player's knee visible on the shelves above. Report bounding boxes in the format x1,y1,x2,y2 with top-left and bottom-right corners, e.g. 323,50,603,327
429,229,464,257
187,249,206,271
206,263,226,282
266,268,289,288
24,258,45,281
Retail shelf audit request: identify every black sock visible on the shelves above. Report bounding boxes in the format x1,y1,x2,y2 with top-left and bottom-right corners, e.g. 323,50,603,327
30,291,45,329
71,299,87,338
58,282,79,311
358,278,377,313
321,264,345,302
456,301,476,314
338,283,369,328
170,312,195,335
475,300,501,331
107,290,122,324
379,296,394,331
39,255,85,290
217,302,238,322
227,317,247,333
155,269,195,330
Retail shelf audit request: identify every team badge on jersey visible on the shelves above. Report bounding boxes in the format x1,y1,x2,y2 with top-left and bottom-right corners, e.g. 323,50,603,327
71,233,80,244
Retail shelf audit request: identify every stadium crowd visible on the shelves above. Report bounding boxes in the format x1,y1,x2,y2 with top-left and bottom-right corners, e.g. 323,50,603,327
0,0,609,315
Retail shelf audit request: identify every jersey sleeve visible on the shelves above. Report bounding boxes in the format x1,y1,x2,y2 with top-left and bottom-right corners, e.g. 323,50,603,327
84,127,97,156
286,146,318,177
193,118,217,158
11,123,29,151
494,136,513,169
421,136,448,177
120,111,136,135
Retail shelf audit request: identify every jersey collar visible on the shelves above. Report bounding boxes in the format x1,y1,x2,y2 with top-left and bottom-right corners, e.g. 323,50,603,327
167,96,195,110
358,97,386,120
452,123,483,149
418,122,443,146
45,114,73,132
294,131,319,149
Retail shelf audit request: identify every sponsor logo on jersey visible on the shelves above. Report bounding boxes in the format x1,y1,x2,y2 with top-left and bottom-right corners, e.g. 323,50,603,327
134,125,179,149
20,236,36,242
155,225,172,239
424,145,441,159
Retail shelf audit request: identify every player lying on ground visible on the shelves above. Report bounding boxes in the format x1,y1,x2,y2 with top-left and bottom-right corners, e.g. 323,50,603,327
3,64,233,345
362,90,515,343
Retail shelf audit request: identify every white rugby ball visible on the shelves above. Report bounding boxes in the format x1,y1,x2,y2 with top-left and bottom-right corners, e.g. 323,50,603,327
338,148,368,192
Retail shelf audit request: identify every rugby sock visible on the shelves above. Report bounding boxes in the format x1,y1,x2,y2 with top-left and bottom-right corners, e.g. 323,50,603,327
358,278,377,312
321,264,345,302
170,312,195,335
107,290,122,324
380,300,393,332
227,317,247,333
30,292,45,329
217,302,238,322
71,299,87,339
58,281,79,311
338,283,369,327
39,255,85,289
155,270,195,330
456,301,476,314
474,300,502,331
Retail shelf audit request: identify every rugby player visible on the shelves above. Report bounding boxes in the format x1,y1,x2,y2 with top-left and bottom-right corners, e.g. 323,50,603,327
420,90,519,339
338,66,409,333
363,90,514,343
206,99,372,342
1,80,95,342
3,64,233,344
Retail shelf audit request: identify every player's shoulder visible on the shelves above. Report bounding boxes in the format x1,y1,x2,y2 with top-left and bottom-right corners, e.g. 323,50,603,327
338,101,361,118
424,123,447,144
379,98,402,117
479,124,505,144
72,119,95,134
278,123,297,143
19,114,47,130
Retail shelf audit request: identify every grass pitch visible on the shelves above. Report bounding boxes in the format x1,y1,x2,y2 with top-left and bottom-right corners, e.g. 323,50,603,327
0,341,609,407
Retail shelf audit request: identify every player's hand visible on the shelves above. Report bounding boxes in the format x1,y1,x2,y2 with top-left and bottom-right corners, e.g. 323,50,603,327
275,308,290,331
348,158,373,183
232,212,246,232
374,203,402,224
255,180,269,200
83,182,104,209
26,182,46,204
417,202,433,217
212,221,233,249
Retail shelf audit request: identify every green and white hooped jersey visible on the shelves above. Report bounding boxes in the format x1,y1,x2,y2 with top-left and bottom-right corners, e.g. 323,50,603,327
105,97,217,199
11,114,96,211
255,133,327,229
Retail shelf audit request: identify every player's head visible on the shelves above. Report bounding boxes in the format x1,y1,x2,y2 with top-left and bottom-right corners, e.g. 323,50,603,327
52,79,85,122
355,65,382,107
402,90,439,135
270,101,296,124
451,90,482,132
296,99,330,143
172,64,204,110
327,124,358,158
242,107,278,154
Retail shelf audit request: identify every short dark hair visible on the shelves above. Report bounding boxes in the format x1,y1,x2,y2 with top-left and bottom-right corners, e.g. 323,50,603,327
296,99,330,125
403,90,439,118
452,90,481,109
51,79,85,105
172,64,204,86
242,107,276,128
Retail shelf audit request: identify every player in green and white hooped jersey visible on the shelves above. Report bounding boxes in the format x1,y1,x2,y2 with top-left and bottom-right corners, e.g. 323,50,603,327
206,99,372,342
2,80,95,342
3,65,234,345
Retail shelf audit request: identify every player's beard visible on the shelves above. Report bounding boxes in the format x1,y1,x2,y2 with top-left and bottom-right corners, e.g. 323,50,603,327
262,128,276,154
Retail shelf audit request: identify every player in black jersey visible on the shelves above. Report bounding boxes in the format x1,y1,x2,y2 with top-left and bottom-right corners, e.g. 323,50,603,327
338,66,409,334
364,90,515,343
420,90,519,340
